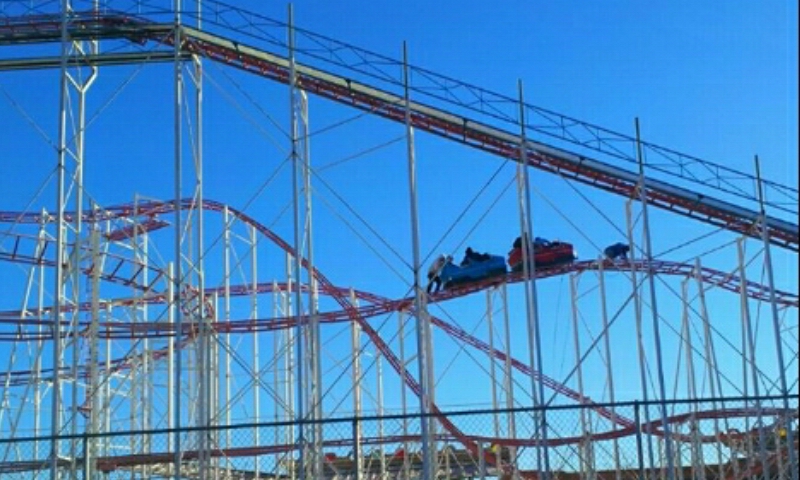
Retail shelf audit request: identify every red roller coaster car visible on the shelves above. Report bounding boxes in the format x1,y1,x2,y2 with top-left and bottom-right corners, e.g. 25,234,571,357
508,237,576,272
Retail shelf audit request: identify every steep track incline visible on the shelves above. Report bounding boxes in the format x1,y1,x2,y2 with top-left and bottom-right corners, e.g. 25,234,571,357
0,12,797,251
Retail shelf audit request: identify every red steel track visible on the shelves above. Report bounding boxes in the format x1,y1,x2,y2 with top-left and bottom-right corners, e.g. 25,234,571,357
0,12,797,252
1,10,798,475
1,199,797,471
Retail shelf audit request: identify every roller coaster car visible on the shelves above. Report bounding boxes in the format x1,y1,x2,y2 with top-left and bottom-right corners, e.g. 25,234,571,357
508,239,576,272
440,255,507,290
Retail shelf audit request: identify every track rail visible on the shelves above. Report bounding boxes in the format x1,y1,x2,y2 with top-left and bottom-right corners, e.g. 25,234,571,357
1,200,797,452
1,8,798,469
0,13,797,251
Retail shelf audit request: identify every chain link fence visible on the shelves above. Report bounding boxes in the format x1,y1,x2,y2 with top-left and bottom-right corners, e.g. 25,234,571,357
0,395,796,479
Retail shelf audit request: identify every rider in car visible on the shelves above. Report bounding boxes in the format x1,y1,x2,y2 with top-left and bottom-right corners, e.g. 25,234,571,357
426,254,452,294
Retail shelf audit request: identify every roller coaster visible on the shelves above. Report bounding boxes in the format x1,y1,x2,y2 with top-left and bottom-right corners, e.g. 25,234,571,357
0,1,798,480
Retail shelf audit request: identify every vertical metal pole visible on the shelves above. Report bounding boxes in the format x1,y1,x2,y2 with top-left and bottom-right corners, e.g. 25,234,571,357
167,263,175,453
633,118,675,480
398,311,410,479
287,6,307,479
51,2,71,478
172,2,184,477
402,42,434,480
517,80,551,480
570,273,592,480
625,200,656,477
251,225,261,478
500,283,517,473
352,418,362,480
736,238,771,477
754,156,798,480
192,26,208,477
34,215,47,463
103,304,111,458
142,231,153,478
693,259,727,480
680,278,703,480
282,259,297,480
350,289,363,479
86,223,101,480
635,402,647,480
68,39,94,473
478,442,487,480
377,351,387,477
273,281,283,474
487,290,501,440
598,258,622,480
224,208,232,453
300,89,324,480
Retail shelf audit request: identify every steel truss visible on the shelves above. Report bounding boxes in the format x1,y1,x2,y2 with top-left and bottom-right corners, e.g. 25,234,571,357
0,3,797,480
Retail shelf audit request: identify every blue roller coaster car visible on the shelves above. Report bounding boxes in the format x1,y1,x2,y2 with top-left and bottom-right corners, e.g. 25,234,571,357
440,255,507,290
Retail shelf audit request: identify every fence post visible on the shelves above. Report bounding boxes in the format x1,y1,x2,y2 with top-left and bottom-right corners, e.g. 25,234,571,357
478,441,486,480
636,401,647,480
82,434,89,480
352,417,361,480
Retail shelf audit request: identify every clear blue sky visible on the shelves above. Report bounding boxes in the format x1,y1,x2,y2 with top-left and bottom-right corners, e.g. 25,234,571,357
0,0,797,438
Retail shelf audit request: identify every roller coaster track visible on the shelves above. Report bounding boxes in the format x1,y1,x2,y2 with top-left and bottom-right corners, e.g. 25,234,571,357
3,199,797,314
1,199,797,467
1,6,798,473
0,10,798,252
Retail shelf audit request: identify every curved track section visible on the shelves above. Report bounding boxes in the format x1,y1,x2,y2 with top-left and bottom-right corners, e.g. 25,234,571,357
1,5,797,478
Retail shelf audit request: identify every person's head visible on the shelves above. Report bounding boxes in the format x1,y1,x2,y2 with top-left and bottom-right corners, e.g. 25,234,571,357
466,247,473,254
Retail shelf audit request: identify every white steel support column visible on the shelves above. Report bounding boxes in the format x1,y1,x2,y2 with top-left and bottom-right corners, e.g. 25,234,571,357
251,225,261,478
129,247,138,462
287,7,308,479
680,278,703,480
66,3,98,469
52,0,100,475
736,238,770,474
398,311,410,479
377,349,387,478
598,257,621,480
272,281,283,473
36,213,47,464
52,2,70,477
625,200,656,476
633,118,675,480
34,217,48,465
516,80,550,479
486,290,501,442
85,222,101,479
500,283,517,473
167,263,175,453
172,2,185,476
693,259,727,480
283,257,297,480
402,42,435,480
188,37,208,480
142,224,153,472
300,89,324,480
570,273,594,480
350,289,363,478
754,157,798,480
224,207,233,454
